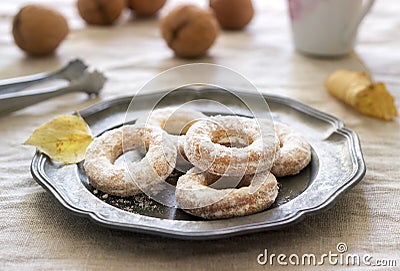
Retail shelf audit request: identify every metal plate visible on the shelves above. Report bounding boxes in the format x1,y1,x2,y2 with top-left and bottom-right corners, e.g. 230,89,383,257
30,87,365,239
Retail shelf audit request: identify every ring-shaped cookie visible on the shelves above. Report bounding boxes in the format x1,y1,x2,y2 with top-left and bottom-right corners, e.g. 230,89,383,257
175,167,278,219
184,115,279,176
136,107,206,163
271,122,311,177
84,125,176,197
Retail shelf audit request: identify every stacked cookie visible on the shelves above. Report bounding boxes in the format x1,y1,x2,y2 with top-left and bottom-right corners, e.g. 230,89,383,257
84,107,311,219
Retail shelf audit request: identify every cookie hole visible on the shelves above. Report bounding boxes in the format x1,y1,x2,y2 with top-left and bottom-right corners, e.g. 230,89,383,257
211,130,253,148
206,174,252,190
161,119,196,135
114,150,144,168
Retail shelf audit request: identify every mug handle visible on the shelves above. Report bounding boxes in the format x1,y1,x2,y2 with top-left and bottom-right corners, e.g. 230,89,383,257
343,0,376,42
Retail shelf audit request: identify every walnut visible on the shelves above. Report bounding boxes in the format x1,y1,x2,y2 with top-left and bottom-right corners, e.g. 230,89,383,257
12,5,69,56
77,0,126,25
210,0,254,30
160,5,219,58
128,0,166,17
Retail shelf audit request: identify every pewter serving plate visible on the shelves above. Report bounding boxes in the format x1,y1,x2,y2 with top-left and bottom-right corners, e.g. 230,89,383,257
31,87,365,240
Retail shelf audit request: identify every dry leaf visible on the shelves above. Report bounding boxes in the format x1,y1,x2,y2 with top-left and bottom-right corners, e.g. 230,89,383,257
24,114,92,164
325,69,398,121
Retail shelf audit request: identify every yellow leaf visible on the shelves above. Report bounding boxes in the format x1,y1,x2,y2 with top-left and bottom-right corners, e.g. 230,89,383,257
24,114,92,164
325,69,398,121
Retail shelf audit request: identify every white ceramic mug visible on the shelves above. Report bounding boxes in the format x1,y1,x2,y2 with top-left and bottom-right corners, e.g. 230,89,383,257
288,0,375,57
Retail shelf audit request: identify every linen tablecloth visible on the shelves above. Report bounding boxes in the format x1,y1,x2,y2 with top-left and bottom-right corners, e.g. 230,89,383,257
0,0,399,270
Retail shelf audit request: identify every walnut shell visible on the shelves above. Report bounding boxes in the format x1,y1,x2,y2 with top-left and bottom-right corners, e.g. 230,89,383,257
210,0,254,30
77,0,125,25
160,5,219,58
12,5,69,56
128,0,166,17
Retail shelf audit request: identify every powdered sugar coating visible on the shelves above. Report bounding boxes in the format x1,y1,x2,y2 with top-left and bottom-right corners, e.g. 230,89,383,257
271,122,311,177
184,115,279,176
136,107,207,163
84,125,177,197
176,167,279,219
